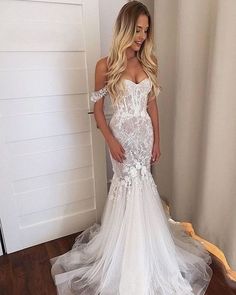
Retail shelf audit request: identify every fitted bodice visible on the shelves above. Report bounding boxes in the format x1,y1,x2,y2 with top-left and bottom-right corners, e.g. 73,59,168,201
90,77,159,115
112,78,152,115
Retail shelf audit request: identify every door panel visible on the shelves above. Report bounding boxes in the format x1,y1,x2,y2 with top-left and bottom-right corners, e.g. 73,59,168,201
0,0,107,253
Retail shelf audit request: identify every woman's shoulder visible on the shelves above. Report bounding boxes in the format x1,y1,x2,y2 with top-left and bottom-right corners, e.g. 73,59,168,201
94,56,109,91
95,56,108,72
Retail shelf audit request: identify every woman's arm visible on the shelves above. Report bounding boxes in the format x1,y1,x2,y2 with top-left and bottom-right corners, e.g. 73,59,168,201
93,58,114,144
92,58,126,163
147,98,160,144
147,98,161,163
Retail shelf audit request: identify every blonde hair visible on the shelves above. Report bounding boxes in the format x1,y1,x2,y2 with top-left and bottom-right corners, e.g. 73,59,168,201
106,1,162,105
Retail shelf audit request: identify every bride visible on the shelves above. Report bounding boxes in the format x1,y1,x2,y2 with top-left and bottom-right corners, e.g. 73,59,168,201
51,1,213,294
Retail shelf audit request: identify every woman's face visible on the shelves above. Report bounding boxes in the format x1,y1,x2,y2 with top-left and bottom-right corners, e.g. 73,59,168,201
130,14,149,51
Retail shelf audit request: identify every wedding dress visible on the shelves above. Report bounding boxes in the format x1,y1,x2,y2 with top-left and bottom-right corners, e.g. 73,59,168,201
51,77,213,295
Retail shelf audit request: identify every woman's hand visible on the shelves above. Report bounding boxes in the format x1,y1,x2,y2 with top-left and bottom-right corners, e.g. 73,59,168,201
107,136,126,163
151,141,161,164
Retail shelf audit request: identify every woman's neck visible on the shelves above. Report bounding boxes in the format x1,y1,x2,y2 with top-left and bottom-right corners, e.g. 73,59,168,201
126,48,136,60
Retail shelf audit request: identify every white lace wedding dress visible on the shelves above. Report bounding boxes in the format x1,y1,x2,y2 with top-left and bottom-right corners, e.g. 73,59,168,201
51,77,213,295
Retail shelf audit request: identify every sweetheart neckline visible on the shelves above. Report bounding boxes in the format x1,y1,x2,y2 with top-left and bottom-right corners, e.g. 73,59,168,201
123,77,150,85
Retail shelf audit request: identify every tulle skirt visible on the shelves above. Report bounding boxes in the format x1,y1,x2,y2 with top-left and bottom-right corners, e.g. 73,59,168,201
51,171,213,295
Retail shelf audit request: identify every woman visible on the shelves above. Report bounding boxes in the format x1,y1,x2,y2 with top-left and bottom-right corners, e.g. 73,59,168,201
51,2,213,294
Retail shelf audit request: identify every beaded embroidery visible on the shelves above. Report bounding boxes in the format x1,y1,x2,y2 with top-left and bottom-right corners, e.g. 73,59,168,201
90,87,108,102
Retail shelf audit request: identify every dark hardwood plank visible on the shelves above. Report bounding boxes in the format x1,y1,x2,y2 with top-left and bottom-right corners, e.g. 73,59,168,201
8,243,54,295
0,255,13,295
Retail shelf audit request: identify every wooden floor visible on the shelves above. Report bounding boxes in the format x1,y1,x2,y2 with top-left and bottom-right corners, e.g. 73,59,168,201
0,232,236,295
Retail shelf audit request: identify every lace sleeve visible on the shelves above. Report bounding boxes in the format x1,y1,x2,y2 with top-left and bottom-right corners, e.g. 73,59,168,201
147,87,161,103
90,86,108,103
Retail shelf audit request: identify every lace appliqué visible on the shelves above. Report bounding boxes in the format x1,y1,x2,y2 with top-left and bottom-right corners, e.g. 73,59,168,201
108,162,157,201
90,86,108,103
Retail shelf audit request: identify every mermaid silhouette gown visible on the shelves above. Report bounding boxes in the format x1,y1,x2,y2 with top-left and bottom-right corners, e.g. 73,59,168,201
51,77,213,294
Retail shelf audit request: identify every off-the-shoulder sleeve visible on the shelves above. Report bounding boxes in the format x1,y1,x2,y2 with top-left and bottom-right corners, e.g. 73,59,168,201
90,86,108,103
147,87,161,103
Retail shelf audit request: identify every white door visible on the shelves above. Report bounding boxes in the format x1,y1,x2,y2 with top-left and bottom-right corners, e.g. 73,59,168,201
0,0,107,254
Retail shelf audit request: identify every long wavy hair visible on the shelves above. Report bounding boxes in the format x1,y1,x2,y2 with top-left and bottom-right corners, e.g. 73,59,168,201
106,1,162,105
